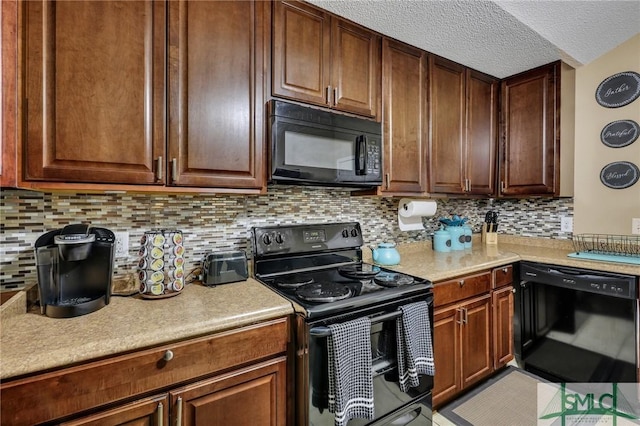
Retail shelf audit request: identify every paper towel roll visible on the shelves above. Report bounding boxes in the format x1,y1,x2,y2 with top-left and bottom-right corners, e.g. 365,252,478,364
398,199,437,231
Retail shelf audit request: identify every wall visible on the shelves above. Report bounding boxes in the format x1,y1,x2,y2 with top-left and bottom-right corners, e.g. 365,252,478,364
574,34,640,235
0,187,573,287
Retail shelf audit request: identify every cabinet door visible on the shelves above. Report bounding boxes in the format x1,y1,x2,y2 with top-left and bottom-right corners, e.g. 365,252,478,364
380,39,428,194
466,70,498,195
23,1,166,185
433,305,460,407
493,286,514,370
60,395,169,426
1,0,17,187
429,56,466,194
272,1,330,107
460,294,493,389
172,357,287,426
168,0,266,188
331,18,380,118
500,61,559,196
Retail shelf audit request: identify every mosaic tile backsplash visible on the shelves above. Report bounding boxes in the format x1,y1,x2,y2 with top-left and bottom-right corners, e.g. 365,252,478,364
0,187,573,287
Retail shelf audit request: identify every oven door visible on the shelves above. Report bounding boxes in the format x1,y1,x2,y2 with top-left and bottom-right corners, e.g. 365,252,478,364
303,293,434,426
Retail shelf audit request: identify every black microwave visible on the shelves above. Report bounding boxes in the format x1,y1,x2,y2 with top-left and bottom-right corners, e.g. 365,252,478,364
268,100,382,188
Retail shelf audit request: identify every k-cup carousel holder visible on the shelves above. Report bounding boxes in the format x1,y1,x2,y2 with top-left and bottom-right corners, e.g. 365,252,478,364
137,229,185,299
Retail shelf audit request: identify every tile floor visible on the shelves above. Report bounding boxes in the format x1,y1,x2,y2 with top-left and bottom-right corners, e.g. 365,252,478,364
432,359,520,425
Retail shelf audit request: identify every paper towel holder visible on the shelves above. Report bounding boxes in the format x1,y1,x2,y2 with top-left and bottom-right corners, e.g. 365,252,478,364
397,198,437,232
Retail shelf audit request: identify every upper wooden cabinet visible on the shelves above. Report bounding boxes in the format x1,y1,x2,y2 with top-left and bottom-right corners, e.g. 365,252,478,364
429,56,498,196
379,38,428,194
23,0,166,185
1,0,18,188
168,0,266,189
21,0,266,192
272,1,381,119
499,61,560,197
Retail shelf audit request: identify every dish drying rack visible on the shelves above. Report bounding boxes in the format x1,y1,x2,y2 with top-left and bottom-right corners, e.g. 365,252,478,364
569,234,640,265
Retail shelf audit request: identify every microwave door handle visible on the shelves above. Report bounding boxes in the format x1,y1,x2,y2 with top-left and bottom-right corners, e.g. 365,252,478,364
355,135,367,175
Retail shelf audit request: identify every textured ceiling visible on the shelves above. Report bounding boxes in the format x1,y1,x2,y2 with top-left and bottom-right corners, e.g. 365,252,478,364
306,0,640,78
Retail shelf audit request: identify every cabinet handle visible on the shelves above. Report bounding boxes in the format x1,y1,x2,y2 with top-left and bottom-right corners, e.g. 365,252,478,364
459,279,465,287
163,350,174,362
385,173,390,189
463,307,468,324
467,179,471,191
171,158,177,183
333,87,338,105
501,180,506,192
156,156,163,181
326,85,332,106
176,396,183,426
156,401,163,426
456,308,463,325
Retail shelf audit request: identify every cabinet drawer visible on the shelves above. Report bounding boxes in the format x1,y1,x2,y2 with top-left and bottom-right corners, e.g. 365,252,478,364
492,265,513,289
1,317,289,426
434,271,491,306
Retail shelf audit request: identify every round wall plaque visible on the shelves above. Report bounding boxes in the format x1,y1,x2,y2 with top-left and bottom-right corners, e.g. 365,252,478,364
600,161,639,189
600,120,639,148
595,71,640,108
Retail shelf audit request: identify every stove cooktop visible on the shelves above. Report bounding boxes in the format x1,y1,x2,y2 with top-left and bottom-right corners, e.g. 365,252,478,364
258,263,432,319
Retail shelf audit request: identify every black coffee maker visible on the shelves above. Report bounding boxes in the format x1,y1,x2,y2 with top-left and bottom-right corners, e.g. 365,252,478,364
34,224,115,318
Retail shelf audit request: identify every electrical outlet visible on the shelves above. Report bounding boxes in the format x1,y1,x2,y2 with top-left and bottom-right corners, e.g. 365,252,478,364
632,218,640,235
560,216,573,233
114,232,129,258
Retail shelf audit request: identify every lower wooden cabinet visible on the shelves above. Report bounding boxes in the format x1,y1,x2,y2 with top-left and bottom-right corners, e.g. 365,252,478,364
0,317,289,426
172,357,286,426
433,265,515,408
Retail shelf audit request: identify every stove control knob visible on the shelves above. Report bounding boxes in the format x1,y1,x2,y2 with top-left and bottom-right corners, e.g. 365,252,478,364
262,234,272,245
275,234,284,244
342,229,349,238
350,228,358,237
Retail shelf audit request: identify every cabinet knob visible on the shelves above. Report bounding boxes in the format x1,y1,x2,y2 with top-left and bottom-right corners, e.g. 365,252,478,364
512,288,516,293
163,350,174,362
503,267,508,274
459,279,465,287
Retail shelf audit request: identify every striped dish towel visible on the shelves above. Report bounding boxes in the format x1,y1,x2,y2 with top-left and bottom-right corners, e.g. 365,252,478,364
397,301,435,392
327,317,375,426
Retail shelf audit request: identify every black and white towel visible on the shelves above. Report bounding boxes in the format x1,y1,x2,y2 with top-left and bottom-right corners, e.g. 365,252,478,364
327,317,375,426
396,301,435,392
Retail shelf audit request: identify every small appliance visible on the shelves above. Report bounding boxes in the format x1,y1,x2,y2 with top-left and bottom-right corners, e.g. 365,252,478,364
268,100,382,188
34,224,115,318
202,251,248,285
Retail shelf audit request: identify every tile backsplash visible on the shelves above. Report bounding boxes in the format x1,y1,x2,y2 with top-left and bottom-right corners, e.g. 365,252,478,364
0,187,573,287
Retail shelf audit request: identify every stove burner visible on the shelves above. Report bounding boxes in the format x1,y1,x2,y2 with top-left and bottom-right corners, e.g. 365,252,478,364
338,264,381,280
275,273,314,288
373,272,415,288
296,282,353,303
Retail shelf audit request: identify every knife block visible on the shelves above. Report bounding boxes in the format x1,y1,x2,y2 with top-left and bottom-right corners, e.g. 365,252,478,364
482,223,498,245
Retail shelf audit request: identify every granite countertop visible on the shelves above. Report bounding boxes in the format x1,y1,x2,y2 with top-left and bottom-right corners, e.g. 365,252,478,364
2,236,638,381
0,280,294,380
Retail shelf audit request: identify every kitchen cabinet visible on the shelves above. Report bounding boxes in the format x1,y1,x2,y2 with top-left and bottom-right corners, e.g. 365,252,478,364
499,61,560,196
1,0,17,188
429,55,498,196
492,265,514,370
379,38,428,194
272,1,381,119
21,0,266,193
0,317,289,426
433,271,493,407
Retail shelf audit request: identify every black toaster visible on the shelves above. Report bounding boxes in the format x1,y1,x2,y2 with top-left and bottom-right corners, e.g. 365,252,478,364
202,251,248,285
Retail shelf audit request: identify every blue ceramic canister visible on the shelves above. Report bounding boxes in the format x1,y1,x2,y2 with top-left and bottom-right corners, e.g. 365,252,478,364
433,227,451,252
446,226,465,250
463,224,473,249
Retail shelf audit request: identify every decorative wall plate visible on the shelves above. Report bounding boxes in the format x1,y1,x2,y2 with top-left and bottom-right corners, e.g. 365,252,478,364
600,119,639,148
595,71,640,108
600,161,639,189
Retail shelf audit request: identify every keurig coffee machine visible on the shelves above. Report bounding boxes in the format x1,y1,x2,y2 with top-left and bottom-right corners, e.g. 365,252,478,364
34,224,115,318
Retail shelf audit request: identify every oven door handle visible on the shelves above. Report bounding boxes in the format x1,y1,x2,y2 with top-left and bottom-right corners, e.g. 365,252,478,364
309,310,402,338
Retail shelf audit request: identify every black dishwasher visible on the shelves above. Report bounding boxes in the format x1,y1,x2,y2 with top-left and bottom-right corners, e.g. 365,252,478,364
514,262,639,383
